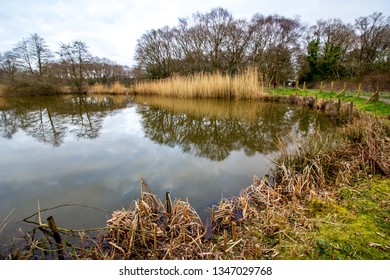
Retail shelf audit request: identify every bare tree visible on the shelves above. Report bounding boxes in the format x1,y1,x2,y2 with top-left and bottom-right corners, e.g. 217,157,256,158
135,28,173,78
249,14,304,85
175,17,208,73
353,12,390,77
87,57,130,84
197,8,234,71
58,40,92,93
12,33,53,76
0,51,17,79
224,18,252,74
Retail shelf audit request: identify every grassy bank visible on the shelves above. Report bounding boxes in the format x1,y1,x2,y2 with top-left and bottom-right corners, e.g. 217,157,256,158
134,68,262,99
269,87,390,118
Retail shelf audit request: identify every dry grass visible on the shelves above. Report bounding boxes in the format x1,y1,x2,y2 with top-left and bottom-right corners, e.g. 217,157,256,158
88,82,130,95
106,178,205,259
134,68,263,99
0,84,6,97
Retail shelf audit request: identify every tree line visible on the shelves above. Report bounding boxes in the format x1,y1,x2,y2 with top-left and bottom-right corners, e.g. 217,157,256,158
134,8,390,86
0,34,131,94
1,8,389,95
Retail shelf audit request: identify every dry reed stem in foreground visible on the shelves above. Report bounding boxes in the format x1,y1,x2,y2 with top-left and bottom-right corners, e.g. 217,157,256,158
106,178,205,259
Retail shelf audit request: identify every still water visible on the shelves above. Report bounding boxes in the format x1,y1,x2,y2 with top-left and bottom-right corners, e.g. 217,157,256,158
0,95,334,241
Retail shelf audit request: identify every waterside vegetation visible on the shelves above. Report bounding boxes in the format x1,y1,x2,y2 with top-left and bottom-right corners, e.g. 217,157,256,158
134,68,261,99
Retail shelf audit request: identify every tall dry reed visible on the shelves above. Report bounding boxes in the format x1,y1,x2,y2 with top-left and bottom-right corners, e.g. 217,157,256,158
88,82,129,95
0,84,6,97
134,68,263,99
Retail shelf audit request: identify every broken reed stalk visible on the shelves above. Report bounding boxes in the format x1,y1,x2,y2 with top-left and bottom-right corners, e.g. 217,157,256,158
232,221,237,242
349,102,353,119
255,244,262,259
166,192,172,218
153,223,157,254
47,216,64,260
337,99,341,114
223,230,227,253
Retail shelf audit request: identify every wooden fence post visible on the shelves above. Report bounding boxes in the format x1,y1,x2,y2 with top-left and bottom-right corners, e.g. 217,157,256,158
357,83,362,98
367,85,380,102
336,82,346,97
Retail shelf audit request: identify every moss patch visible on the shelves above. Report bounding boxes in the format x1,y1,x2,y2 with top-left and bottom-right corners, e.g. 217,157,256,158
313,178,390,259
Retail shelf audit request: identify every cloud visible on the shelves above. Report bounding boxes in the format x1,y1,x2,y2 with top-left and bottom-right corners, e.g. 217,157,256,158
0,0,388,65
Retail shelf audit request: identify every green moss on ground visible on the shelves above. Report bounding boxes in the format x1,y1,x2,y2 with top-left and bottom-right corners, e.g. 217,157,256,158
308,178,389,259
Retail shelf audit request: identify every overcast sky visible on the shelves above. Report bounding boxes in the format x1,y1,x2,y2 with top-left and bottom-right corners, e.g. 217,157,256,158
0,0,389,66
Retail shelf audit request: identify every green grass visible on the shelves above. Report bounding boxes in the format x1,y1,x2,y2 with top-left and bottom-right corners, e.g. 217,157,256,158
269,87,390,117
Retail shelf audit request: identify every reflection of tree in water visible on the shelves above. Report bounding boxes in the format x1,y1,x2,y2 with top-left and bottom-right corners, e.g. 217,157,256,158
68,96,104,140
137,98,332,161
23,108,67,147
0,95,131,146
0,111,18,139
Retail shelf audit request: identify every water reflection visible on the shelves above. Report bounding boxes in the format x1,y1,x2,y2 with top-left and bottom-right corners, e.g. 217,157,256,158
0,95,332,160
0,94,335,245
0,95,131,146
135,96,328,161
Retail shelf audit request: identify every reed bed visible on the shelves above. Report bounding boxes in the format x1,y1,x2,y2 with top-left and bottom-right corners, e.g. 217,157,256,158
134,68,263,99
88,82,129,95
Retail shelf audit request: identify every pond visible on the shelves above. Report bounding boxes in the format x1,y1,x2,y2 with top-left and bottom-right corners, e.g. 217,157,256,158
0,94,335,244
